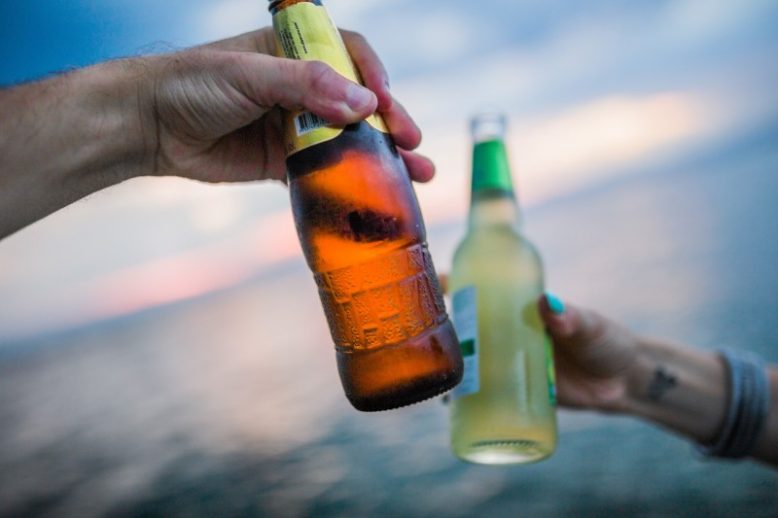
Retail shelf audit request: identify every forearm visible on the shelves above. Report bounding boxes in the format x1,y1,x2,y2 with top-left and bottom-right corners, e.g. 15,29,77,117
0,60,151,238
623,338,777,465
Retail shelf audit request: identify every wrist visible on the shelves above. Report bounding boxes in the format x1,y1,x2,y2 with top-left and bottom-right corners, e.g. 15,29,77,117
620,338,728,444
619,338,665,416
0,59,155,237
76,58,156,183
33,58,156,192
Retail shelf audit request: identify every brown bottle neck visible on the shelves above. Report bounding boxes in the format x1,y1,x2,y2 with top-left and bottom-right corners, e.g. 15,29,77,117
268,0,322,14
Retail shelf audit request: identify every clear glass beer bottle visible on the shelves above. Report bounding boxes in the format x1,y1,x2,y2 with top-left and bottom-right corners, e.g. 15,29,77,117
448,113,557,462
268,0,463,411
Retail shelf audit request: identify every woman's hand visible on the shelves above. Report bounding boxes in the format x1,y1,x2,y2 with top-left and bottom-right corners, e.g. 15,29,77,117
538,294,640,412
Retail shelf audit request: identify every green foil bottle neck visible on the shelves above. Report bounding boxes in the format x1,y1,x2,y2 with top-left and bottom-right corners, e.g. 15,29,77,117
471,139,515,195
468,114,521,229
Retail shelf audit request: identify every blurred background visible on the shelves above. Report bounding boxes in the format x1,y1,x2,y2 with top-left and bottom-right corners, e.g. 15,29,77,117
1,0,777,516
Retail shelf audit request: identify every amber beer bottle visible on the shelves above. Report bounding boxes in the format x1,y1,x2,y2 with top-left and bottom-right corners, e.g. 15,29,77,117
448,113,557,463
267,0,463,411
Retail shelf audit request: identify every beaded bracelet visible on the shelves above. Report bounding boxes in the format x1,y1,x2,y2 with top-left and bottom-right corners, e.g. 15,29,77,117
697,348,770,459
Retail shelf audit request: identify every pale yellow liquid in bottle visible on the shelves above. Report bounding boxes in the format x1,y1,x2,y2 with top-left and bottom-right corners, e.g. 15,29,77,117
449,193,557,464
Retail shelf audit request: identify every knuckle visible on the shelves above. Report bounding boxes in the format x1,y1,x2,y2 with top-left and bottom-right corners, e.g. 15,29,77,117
341,29,363,43
350,31,368,47
303,60,335,93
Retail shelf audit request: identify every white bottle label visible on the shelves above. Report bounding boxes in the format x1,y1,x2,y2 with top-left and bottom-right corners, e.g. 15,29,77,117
452,286,479,398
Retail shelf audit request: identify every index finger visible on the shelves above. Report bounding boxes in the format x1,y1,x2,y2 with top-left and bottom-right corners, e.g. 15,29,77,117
341,30,392,111
203,27,393,113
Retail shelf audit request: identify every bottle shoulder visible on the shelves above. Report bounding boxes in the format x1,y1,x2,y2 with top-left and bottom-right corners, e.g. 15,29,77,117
286,121,398,177
451,226,544,287
454,225,540,259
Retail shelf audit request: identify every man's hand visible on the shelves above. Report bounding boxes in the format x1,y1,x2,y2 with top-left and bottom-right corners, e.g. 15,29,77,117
0,27,434,238
143,28,434,183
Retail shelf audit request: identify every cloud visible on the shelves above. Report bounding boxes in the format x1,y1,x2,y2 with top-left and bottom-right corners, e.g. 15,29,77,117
415,91,705,223
3,0,776,339
193,0,270,43
662,0,777,43
511,92,702,199
192,0,389,44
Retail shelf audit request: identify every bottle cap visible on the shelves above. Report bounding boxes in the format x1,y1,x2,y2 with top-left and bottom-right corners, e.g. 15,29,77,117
470,112,507,144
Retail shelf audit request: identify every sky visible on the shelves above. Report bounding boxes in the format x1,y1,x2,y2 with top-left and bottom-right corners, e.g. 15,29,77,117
1,0,777,341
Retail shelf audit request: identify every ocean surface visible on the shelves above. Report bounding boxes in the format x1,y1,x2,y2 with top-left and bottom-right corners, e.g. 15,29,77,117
1,126,777,517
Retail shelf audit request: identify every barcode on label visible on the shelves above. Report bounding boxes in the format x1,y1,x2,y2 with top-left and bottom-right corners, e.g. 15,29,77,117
295,112,330,135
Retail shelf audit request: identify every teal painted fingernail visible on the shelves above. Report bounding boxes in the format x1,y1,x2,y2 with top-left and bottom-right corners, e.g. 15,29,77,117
545,292,565,314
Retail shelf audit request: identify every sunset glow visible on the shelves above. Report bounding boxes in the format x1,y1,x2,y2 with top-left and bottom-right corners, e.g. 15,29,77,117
1,0,775,341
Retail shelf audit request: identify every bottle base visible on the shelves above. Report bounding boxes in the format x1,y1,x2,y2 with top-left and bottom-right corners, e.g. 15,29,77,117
337,320,463,412
454,439,555,465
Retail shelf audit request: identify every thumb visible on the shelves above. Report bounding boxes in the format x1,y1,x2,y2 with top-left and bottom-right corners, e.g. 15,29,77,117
538,293,607,351
235,53,378,124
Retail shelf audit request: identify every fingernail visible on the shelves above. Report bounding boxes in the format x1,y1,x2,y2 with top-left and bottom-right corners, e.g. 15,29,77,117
545,291,565,315
345,83,374,112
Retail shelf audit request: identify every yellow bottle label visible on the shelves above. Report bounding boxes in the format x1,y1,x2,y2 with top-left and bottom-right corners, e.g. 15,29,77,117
272,2,388,156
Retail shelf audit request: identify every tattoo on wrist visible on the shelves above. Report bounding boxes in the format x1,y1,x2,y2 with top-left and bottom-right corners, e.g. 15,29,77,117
647,366,677,401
